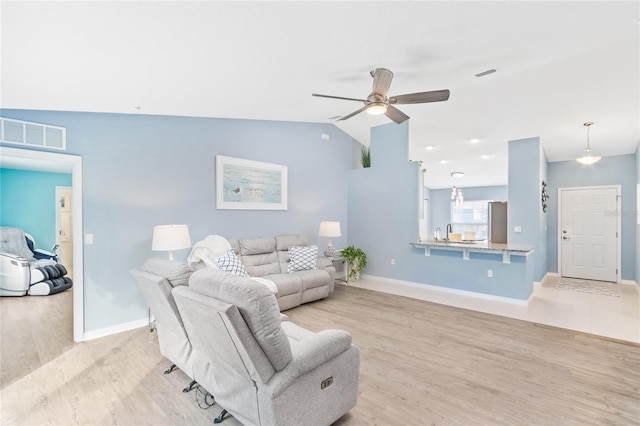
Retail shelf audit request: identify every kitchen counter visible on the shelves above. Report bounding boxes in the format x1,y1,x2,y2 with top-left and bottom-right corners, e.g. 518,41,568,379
410,240,535,264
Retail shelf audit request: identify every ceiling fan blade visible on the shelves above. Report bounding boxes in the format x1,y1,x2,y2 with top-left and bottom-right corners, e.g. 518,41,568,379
385,105,410,124
389,89,450,105
337,106,368,121
371,68,393,97
312,93,366,103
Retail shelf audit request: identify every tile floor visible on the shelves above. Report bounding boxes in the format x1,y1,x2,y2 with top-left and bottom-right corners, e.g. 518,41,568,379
353,275,640,343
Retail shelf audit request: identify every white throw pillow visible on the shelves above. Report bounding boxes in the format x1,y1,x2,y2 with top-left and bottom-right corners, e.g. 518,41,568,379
215,249,249,277
288,245,318,272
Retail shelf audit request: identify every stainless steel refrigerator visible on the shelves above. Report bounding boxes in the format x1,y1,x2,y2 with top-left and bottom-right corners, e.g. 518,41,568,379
488,201,508,243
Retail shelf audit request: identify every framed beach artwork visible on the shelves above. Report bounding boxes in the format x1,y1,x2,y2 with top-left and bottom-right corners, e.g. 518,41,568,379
216,155,288,210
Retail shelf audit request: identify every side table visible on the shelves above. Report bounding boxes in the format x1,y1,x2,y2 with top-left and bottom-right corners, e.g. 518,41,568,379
329,256,349,286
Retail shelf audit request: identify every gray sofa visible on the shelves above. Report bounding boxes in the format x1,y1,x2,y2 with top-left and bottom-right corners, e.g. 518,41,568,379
129,259,196,391
173,268,360,426
217,234,336,311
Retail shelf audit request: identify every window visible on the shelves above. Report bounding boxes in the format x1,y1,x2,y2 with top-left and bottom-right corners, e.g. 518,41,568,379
451,200,490,240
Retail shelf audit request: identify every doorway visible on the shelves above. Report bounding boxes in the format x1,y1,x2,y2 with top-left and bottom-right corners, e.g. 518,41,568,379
0,146,84,341
558,186,621,282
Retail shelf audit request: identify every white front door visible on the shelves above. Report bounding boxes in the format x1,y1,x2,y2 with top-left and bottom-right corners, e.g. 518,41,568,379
560,187,618,282
55,187,73,274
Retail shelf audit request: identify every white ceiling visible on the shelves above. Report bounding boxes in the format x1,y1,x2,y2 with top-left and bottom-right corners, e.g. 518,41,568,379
2,1,638,188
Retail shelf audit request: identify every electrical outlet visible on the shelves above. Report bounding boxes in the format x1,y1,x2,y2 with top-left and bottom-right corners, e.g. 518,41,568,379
391,258,396,265
514,226,522,233
487,269,493,278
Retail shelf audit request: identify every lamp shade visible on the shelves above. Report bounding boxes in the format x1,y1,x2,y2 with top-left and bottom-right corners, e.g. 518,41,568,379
318,221,341,238
152,224,192,252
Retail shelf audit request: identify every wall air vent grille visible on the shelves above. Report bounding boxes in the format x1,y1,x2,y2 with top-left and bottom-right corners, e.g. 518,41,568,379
0,117,66,150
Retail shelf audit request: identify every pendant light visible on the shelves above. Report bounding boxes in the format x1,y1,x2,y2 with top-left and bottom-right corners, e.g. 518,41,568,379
576,122,601,165
450,172,464,205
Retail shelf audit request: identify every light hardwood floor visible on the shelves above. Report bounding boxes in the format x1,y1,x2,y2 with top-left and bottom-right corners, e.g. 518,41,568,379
1,285,639,425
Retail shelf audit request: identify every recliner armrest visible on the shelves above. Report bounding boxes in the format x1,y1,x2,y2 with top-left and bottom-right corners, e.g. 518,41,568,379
32,249,57,261
268,329,352,395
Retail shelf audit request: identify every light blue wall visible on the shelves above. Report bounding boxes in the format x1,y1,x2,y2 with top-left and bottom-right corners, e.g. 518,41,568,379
508,137,547,282
428,185,508,237
348,122,534,300
636,143,639,284
546,154,637,280
347,121,420,274
1,110,358,333
0,168,72,250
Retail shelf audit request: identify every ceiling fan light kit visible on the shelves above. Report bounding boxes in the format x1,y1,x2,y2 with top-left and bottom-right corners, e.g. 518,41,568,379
313,68,450,124
576,121,601,165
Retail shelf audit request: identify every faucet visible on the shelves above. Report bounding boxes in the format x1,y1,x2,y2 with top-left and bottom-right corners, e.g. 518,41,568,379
446,224,452,241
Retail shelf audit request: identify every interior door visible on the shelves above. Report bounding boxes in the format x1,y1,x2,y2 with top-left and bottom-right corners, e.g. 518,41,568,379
560,187,617,282
56,187,73,275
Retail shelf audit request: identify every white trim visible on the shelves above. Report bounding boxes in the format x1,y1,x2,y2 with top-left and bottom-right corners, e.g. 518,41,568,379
351,274,530,306
557,185,622,283
83,318,148,341
619,279,638,286
0,146,85,342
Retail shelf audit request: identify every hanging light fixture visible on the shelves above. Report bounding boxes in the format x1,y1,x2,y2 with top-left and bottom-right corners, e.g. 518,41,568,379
450,172,464,205
576,122,601,165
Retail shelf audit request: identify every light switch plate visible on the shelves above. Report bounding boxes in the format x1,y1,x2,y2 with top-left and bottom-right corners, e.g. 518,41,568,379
514,226,522,233
85,233,94,244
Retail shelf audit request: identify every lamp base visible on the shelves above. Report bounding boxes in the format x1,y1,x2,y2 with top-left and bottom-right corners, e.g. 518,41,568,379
324,245,336,258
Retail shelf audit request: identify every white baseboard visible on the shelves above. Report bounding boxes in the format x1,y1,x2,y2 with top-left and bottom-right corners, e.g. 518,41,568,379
83,318,148,341
352,275,530,306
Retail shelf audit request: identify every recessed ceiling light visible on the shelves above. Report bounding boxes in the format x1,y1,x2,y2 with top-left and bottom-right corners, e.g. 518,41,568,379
469,138,481,144
451,172,464,178
439,160,448,164
130,106,141,112
480,154,491,159
425,146,435,151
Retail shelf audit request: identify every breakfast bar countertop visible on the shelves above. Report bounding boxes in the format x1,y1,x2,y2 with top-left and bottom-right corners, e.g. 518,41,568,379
411,240,535,254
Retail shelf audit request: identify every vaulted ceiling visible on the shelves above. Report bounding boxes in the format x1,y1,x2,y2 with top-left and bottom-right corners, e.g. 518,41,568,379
2,1,638,188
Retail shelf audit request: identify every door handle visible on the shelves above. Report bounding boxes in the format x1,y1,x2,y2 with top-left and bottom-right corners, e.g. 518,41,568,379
562,236,571,240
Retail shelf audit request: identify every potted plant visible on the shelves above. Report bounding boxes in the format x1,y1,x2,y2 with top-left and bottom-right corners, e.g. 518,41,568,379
361,146,371,168
340,245,367,281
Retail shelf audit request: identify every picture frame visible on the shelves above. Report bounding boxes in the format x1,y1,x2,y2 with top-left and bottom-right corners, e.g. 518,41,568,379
216,155,288,210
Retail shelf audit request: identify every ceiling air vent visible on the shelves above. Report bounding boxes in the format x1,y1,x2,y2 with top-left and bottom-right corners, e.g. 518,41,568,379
474,69,498,78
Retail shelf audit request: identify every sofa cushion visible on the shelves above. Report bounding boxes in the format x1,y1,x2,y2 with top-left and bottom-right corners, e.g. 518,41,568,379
189,268,292,371
296,269,332,291
242,252,280,277
215,249,249,277
239,237,276,255
287,245,318,272
140,258,194,287
275,234,309,251
265,273,303,297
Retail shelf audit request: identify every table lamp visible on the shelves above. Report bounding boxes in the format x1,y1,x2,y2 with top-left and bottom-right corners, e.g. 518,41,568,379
152,224,192,260
318,221,341,257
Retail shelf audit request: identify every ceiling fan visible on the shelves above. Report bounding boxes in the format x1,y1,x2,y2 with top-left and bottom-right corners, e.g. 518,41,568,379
313,68,450,124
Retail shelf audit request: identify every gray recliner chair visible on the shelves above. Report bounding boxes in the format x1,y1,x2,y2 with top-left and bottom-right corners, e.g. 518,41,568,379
173,268,360,426
129,258,197,392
